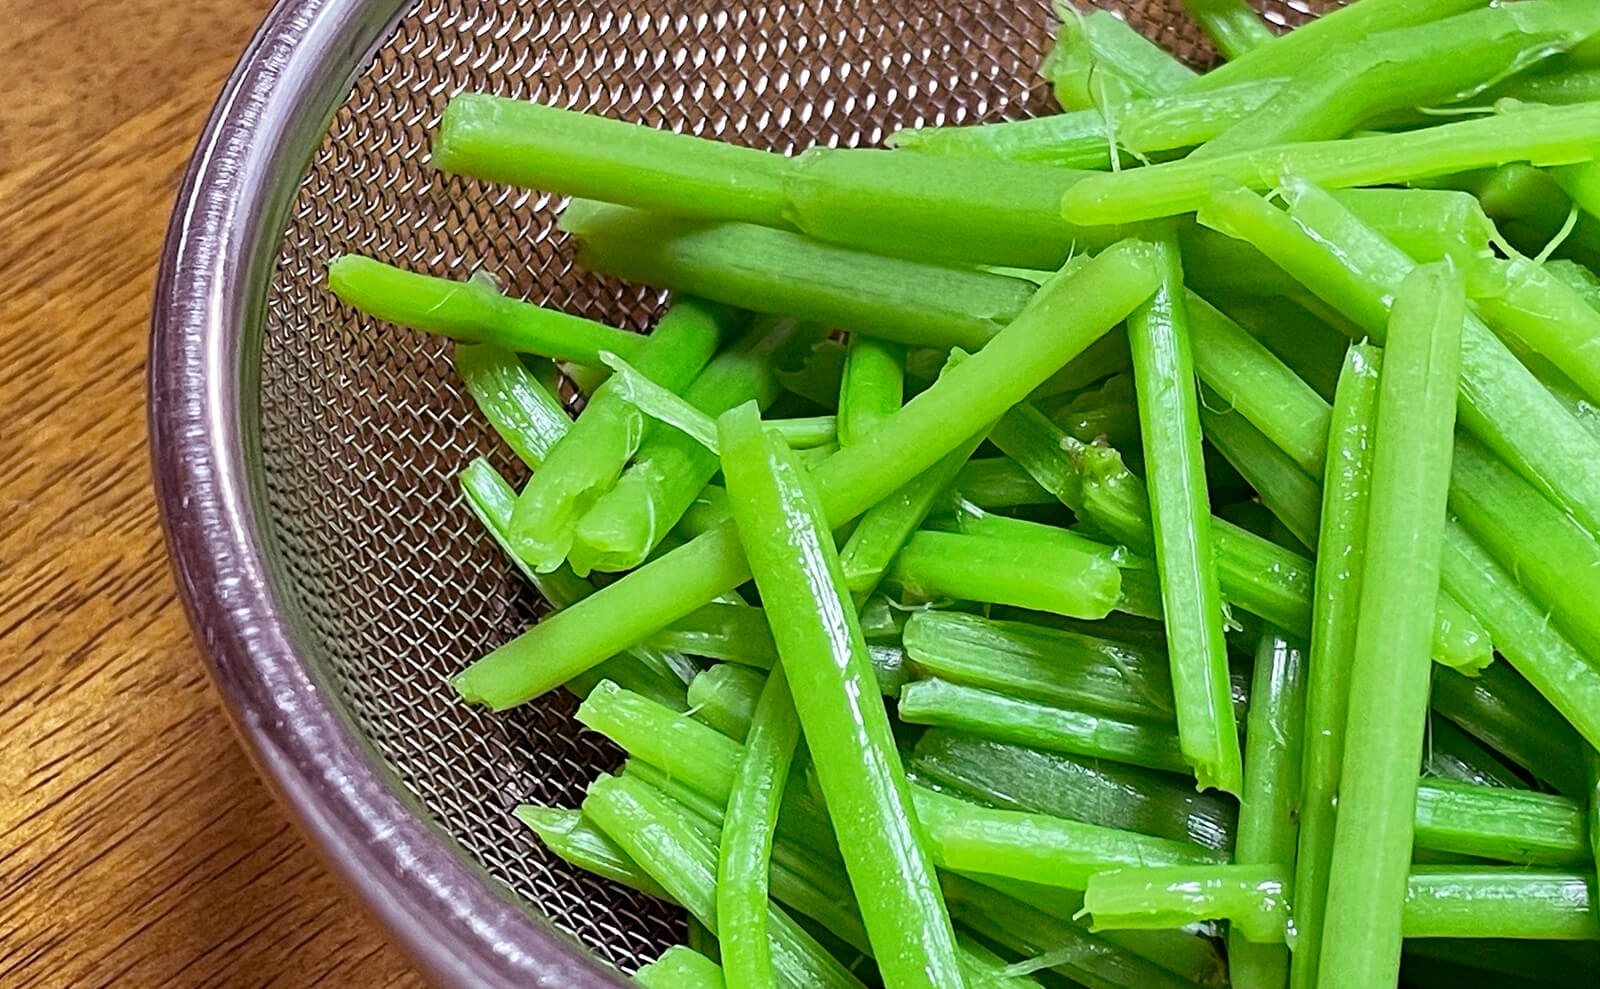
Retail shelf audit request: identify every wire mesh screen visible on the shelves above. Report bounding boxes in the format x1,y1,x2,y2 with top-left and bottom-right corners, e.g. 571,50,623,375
256,0,1336,973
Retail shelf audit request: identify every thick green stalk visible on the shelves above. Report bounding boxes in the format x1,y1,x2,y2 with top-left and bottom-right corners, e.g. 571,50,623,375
327,255,647,364
453,344,572,470
1413,779,1590,866
912,786,1222,890
717,667,801,989
1320,264,1464,989
909,729,1237,852
898,679,1186,773
1178,0,1274,59
688,663,765,742
1064,102,1600,224
582,774,865,989
453,244,1160,709
1229,627,1305,989
1432,662,1589,794
1199,179,1600,538
1126,232,1239,794
718,404,962,989
563,201,1037,352
507,298,735,570
836,335,905,448
570,317,812,574
433,94,790,227
636,946,725,989
901,610,1174,723
889,529,1122,619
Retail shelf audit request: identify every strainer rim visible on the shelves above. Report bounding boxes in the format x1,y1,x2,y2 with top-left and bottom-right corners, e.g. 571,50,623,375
148,0,629,984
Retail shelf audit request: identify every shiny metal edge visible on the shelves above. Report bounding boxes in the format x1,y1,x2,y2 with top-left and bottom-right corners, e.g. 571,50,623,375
147,0,629,984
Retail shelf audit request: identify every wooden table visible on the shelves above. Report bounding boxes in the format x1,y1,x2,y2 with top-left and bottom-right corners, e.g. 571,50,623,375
0,3,422,985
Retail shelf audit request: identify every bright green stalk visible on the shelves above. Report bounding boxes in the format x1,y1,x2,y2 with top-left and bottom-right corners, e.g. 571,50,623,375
1213,295,1347,400
1199,179,1600,538
836,335,905,448
717,667,802,989
889,529,1123,620
507,297,735,570
1335,188,1498,268
1413,779,1590,866
766,415,836,448
327,255,647,365
1087,865,1288,943
1229,627,1305,988
1469,254,1600,406
1320,264,1464,989
898,679,1186,773
1126,231,1238,795
636,946,726,989
433,94,790,227
1288,345,1378,989
1187,0,1488,93
454,344,572,470
901,609,1174,723
1064,102,1600,224
938,458,1053,509
1432,661,1589,794
912,786,1222,890
1425,715,1525,790
1036,373,1140,450
514,805,668,899
1200,1,1600,156
582,774,865,989
1043,6,1196,111
687,663,765,742
454,244,1160,709
909,729,1237,852
1200,403,1322,551
718,403,961,989
887,109,1122,169
1177,0,1274,59
562,201,1037,351
654,604,780,670
1118,79,1284,156
570,317,812,574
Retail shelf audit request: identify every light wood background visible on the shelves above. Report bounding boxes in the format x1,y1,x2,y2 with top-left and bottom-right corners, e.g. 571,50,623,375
0,2,423,985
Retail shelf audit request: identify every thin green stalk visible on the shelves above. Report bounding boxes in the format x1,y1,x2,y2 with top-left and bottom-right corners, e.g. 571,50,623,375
507,297,736,570
941,458,1054,510
836,335,906,448
909,729,1237,852
433,94,790,227
887,109,1122,169
1229,627,1305,989
717,667,802,989
687,664,765,742
454,344,572,470
1413,779,1590,866
1126,231,1239,795
888,529,1123,619
654,604,779,670
1087,865,1288,943
562,201,1037,352
1036,373,1140,451
570,317,814,574
1177,0,1274,60
1064,102,1600,224
718,403,962,989
912,786,1222,890
900,608,1175,723
513,805,668,899
1043,6,1196,111
453,244,1161,709
898,679,1186,773
636,946,725,989
1212,296,1346,400
767,415,836,448
1320,263,1464,989
1432,662,1589,794
327,255,647,365
1424,714,1525,790
582,774,865,989
1199,403,1322,551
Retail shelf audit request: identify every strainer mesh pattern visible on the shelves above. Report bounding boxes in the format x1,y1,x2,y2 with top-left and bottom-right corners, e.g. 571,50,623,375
257,0,1338,971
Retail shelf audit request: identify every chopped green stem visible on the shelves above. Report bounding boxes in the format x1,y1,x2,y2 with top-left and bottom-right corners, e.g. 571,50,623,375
1065,102,1600,224
913,786,1222,889
1212,296,1347,400
717,666,802,989
687,663,765,741
507,297,735,570
1469,254,1600,407
1200,402,1322,551
514,805,668,899
1229,626,1305,988
888,110,1120,169
1320,263,1464,989
582,774,865,989
1413,779,1590,866
451,245,1160,709
1199,2,1600,156
570,317,814,574
1126,231,1239,794
562,201,1036,351
1335,188,1497,268
1119,79,1285,155
636,946,726,989
1086,865,1288,943
454,344,572,470
910,729,1237,852
766,415,836,448
901,604,1174,722
653,603,779,669
1432,662,1589,794
327,255,647,364
1043,7,1196,110
1424,714,1525,790
433,94,791,227
1178,0,1275,60
897,679,1187,773
836,335,905,448
1035,373,1140,450
718,404,962,989
889,529,1123,619
939,460,1051,510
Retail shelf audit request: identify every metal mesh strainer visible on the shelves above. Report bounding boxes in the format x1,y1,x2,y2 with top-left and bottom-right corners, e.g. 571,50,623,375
153,0,1337,984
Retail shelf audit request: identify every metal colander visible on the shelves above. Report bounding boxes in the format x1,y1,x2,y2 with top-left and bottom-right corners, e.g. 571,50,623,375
152,0,1337,985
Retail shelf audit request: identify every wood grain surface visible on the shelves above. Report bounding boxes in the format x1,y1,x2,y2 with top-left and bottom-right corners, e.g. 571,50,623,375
0,2,423,985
